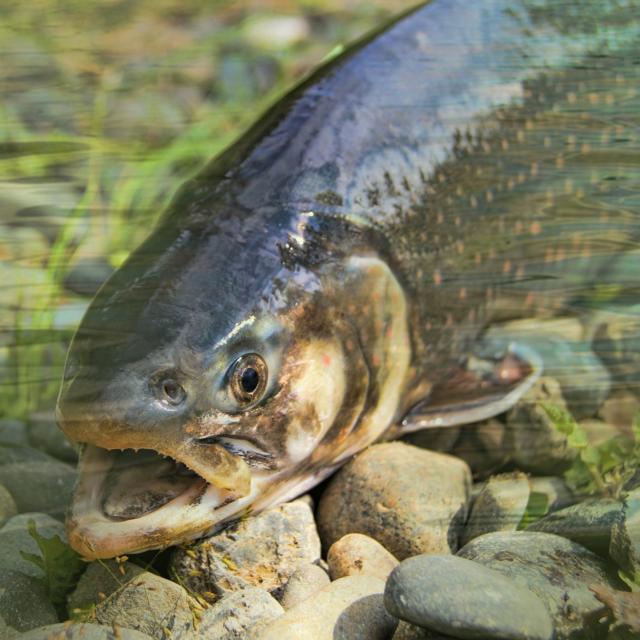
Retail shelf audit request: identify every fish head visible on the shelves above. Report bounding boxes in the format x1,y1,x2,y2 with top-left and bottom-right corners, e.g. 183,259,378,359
57,207,409,559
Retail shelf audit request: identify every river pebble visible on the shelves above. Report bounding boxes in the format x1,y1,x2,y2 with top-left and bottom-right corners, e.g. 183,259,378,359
317,442,471,559
505,377,577,475
385,554,553,640
280,564,330,610
0,570,58,633
170,498,321,599
461,472,530,545
192,586,283,639
21,623,155,640
27,411,78,463
63,257,113,297
527,476,576,513
327,533,399,582
526,498,623,557
450,419,510,479
393,622,458,639
597,391,640,437
609,487,640,577
95,571,196,639
0,419,29,447
458,531,621,639
67,558,146,614
0,483,17,526
0,460,76,519
256,575,397,640
0,445,52,466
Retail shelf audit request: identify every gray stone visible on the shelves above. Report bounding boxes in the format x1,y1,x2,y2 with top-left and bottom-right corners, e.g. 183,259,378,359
0,513,67,579
610,487,640,577
393,622,457,639
170,498,321,599
0,419,28,447
598,391,640,437
0,570,58,632
459,531,622,639
0,446,52,466
317,443,471,560
27,412,78,463
527,498,622,557
257,575,397,640
67,558,146,614
0,483,17,526
385,554,553,640
327,533,399,582
462,472,530,545
451,419,511,479
192,586,283,639
63,257,113,297
21,623,155,640
280,564,330,610
0,460,76,519
403,426,460,454
0,615,19,639
95,571,196,639
505,378,577,475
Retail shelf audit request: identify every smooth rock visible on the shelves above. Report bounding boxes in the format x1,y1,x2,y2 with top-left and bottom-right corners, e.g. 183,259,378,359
21,622,155,640
0,460,75,519
317,442,471,560
0,445,52,466
0,419,29,447
610,487,640,577
0,513,67,578
0,570,58,632
451,419,511,479
598,391,640,437
0,483,17,526
327,533,399,582
403,426,460,454
505,378,577,475
280,564,330,610
393,622,458,639
462,472,530,545
63,257,113,297
67,558,146,614
95,571,196,639
527,498,622,557
27,412,78,463
257,575,397,640
459,531,622,639
193,586,283,639
385,554,553,640
0,615,19,639
170,498,321,599
528,477,576,513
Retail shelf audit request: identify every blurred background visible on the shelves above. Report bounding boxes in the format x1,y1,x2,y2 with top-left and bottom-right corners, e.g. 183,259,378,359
0,0,409,422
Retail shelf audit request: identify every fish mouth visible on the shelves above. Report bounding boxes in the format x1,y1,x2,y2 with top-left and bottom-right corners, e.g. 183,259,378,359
67,437,274,559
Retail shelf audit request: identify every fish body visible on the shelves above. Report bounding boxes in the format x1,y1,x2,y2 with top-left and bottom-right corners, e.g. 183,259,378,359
57,0,640,558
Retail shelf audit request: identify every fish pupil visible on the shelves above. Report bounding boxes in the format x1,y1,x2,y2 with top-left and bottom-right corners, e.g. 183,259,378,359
241,367,259,394
161,379,185,405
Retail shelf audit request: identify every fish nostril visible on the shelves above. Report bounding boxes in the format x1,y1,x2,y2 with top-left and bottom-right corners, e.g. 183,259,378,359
156,377,187,407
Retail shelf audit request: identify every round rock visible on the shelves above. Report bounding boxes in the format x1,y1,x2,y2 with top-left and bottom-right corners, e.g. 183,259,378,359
461,472,530,545
257,575,397,640
384,554,553,640
317,442,471,560
451,419,511,479
459,531,622,639
280,564,330,610
610,487,640,577
327,533,399,582
0,570,58,632
21,623,154,640
0,484,17,526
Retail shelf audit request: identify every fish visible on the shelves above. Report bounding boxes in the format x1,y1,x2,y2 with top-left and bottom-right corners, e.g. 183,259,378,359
56,0,640,558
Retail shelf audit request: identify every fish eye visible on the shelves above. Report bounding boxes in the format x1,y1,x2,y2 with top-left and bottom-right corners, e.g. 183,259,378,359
158,378,186,406
230,353,268,406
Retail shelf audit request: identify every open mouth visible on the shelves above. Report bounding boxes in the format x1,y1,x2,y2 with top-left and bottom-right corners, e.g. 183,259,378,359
67,439,275,559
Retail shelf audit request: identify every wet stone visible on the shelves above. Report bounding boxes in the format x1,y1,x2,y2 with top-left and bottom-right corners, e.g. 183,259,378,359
0,419,29,447
192,586,283,639
505,377,577,475
67,558,146,614
327,533,399,582
0,483,17,526
458,531,622,640
385,554,553,640
256,575,397,640
63,257,114,297
95,571,196,640
462,472,530,546
27,411,78,463
403,426,460,454
0,460,76,519
610,487,640,577
393,622,458,639
526,498,623,558
170,498,321,599
317,442,471,560
0,570,58,633
451,419,511,479
280,564,330,610
0,445,52,466
597,391,640,437
21,623,155,640
527,477,576,514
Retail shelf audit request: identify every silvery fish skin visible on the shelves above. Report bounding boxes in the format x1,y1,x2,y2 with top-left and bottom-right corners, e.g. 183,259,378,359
56,0,640,558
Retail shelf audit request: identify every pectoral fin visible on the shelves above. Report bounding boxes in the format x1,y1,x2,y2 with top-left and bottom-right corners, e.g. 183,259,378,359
401,343,543,432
